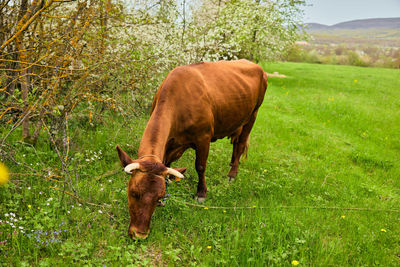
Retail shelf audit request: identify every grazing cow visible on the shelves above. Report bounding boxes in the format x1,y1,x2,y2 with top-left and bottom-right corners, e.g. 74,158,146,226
116,59,267,239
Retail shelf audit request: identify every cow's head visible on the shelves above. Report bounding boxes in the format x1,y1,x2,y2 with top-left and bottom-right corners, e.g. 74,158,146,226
116,145,186,239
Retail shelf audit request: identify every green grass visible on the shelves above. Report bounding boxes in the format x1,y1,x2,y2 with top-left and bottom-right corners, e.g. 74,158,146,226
1,62,400,266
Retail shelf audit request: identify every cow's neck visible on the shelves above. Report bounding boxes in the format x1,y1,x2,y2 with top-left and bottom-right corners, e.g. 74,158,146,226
137,109,172,162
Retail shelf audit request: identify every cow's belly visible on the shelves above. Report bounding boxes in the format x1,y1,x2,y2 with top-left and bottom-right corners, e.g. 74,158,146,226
212,107,255,140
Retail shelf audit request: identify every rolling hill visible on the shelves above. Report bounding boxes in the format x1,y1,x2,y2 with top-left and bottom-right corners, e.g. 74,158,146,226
306,17,400,31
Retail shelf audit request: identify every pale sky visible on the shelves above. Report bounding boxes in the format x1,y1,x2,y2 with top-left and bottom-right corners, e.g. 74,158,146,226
303,0,400,25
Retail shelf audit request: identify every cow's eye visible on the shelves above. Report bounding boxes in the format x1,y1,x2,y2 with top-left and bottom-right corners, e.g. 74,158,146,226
130,191,140,199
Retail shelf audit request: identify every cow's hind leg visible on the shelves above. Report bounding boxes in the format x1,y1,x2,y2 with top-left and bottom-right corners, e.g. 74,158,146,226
228,111,258,180
194,138,211,202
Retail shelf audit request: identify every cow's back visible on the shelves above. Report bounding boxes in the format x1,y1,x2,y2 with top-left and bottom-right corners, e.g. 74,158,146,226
151,60,267,142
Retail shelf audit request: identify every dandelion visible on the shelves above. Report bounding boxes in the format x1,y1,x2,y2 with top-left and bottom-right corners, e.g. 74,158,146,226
341,215,345,219
285,91,289,95
291,260,300,266
204,207,209,210
28,205,32,209
381,229,387,232
223,210,227,213
354,80,358,83
207,246,212,249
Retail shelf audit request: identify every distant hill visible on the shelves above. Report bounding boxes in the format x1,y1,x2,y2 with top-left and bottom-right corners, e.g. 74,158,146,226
306,17,400,30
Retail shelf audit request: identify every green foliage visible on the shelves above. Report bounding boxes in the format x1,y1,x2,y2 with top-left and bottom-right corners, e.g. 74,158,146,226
1,62,400,265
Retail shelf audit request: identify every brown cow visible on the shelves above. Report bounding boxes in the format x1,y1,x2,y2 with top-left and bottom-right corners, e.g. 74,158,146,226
116,59,267,239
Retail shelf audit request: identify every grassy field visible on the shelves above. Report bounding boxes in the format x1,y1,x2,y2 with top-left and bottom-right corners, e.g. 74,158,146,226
1,62,400,266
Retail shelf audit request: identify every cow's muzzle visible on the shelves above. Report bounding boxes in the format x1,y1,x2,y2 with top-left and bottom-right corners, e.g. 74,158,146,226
129,226,150,240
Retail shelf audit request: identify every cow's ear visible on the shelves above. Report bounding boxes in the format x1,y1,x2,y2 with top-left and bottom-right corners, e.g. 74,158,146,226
116,145,134,167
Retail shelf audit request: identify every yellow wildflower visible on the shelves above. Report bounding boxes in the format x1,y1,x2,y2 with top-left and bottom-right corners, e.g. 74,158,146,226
204,207,209,210
381,229,387,232
0,162,10,185
207,246,212,249
341,215,345,219
28,205,32,209
291,260,300,266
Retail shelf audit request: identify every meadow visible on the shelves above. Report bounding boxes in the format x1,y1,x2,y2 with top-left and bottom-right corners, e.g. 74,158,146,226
1,62,400,266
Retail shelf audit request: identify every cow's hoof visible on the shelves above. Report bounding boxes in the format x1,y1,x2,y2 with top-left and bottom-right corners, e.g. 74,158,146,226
227,169,238,180
228,175,235,182
194,196,206,203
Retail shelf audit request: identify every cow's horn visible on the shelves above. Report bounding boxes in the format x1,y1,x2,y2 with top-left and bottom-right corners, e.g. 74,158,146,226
166,168,184,179
124,163,140,174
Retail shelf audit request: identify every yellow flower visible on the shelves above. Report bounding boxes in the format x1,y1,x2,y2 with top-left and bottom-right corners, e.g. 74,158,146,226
252,205,256,208
223,210,226,213
0,162,10,185
354,79,358,83
381,229,387,232
285,91,289,95
207,246,212,249
341,215,345,219
291,260,300,266
204,207,209,210
28,205,32,209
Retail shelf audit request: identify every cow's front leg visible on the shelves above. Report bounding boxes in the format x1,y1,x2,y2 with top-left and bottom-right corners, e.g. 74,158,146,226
194,139,210,202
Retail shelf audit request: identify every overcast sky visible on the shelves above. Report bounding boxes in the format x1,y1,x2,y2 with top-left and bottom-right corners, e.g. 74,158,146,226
303,0,400,25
